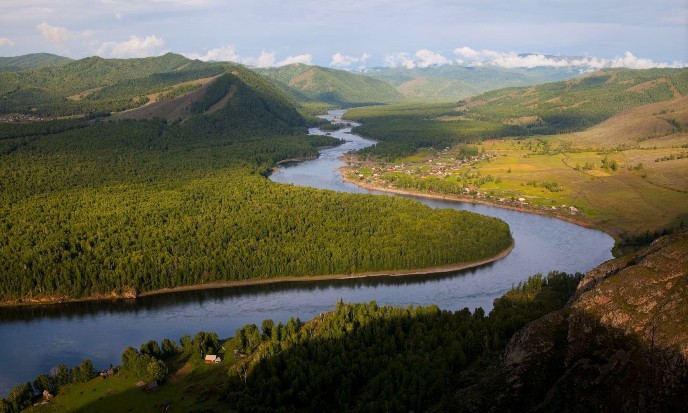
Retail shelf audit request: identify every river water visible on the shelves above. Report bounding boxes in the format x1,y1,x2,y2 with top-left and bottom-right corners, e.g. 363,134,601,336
0,110,614,395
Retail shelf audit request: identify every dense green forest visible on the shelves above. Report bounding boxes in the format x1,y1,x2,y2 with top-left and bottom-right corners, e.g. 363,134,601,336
345,68,688,159
0,67,512,303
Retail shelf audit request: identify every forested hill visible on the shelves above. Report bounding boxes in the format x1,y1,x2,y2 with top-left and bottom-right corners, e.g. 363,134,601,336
0,53,72,72
0,53,229,116
364,64,579,101
345,67,688,159
254,63,403,107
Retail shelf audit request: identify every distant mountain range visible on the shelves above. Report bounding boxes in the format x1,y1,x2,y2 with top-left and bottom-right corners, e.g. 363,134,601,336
362,65,581,101
0,53,588,112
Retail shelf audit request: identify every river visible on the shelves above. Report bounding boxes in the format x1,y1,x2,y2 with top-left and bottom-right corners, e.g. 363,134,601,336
0,110,614,395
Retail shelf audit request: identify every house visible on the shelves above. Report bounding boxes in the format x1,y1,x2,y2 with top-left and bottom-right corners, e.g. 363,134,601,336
204,354,222,364
145,381,159,392
99,368,115,379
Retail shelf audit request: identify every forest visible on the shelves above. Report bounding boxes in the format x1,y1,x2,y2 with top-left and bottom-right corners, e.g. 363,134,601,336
0,68,513,303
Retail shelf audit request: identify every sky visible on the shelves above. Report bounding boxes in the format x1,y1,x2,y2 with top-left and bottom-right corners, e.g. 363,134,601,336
0,0,686,70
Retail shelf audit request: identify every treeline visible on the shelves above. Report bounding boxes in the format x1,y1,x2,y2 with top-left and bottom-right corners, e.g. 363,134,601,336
347,104,521,159
345,68,688,159
220,272,583,412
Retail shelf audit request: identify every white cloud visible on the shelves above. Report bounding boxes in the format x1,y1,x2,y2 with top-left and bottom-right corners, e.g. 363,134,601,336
451,47,686,69
414,49,451,68
252,51,276,67
185,45,311,67
97,35,164,58
0,37,14,47
36,23,73,46
454,46,479,59
384,50,451,69
384,52,417,69
278,53,312,66
330,52,370,68
187,45,240,62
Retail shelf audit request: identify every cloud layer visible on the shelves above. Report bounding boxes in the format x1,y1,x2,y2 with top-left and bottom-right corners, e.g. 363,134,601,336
97,35,165,58
185,45,312,67
452,47,686,70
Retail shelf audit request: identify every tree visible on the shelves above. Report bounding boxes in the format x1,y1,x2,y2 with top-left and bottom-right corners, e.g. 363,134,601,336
147,359,168,382
161,338,180,358
78,359,96,383
262,319,275,340
32,373,55,394
140,340,162,358
50,364,71,386
5,382,33,412
121,347,139,371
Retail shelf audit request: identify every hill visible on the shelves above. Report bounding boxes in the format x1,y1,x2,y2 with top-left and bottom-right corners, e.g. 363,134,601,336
345,67,688,158
341,68,688,237
254,63,403,107
0,53,228,116
364,65,580,101
0,53,72,72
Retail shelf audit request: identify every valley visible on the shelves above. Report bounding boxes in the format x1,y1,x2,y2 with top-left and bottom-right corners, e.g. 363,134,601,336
0,52,686,412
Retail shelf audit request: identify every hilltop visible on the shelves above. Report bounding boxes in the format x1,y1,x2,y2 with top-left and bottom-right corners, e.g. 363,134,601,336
0,53,72,72
254,63,403,107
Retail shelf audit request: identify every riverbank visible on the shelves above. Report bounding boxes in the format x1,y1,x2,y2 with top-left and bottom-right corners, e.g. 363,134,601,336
0,242,514,308
339,166,614,238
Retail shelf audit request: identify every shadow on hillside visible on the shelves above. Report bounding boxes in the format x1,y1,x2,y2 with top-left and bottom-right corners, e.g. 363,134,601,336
455,308,688,413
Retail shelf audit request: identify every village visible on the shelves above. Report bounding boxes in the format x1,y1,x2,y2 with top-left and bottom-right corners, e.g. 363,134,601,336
0,113,48,123
342,146,582,218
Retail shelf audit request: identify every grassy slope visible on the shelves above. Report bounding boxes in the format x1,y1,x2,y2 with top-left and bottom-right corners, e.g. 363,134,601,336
26,340,236,413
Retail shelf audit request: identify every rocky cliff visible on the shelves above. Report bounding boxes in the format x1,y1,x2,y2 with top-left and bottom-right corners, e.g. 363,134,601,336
457,229,688,412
